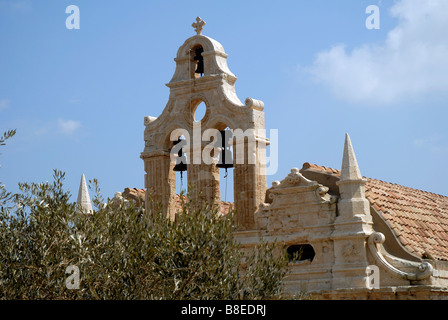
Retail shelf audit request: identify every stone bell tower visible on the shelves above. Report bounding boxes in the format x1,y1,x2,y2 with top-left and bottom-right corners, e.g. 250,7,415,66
141,17,268,229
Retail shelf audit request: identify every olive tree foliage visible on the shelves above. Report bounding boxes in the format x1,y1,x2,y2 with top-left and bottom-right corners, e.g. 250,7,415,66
0,129,17,221
0,131,288,299
0,129,16,209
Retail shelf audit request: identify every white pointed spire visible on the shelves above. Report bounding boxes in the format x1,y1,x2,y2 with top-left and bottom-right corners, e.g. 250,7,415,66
76,173,93,214
340,133,362,181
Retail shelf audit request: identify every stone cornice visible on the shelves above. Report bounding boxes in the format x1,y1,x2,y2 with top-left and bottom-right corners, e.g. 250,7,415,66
166,73,237,89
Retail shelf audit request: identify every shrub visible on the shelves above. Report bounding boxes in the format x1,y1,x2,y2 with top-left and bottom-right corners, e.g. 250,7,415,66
0,171,287,299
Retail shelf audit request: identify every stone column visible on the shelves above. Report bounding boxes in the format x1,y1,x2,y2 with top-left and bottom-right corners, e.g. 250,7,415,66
233,133,267,230
143,151,176,219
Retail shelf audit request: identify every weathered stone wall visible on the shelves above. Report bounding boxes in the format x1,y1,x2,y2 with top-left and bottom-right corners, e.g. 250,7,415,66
252,168,338,293
238,136,448,298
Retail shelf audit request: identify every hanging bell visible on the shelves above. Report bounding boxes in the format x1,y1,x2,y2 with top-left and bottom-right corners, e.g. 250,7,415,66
173,138,187,172
217,130,233,170
193,47,204,75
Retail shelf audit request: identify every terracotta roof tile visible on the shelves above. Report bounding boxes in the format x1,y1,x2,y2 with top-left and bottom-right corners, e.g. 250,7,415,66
301,162,448,261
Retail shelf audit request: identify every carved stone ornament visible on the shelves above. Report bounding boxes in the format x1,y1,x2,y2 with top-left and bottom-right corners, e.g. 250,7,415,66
368,232,433,281
315,186,337,204
192,16,206,35
272,168,318,189
342,242,360,258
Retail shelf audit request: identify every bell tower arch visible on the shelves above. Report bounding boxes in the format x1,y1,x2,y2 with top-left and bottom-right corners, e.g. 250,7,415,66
141,17,268,230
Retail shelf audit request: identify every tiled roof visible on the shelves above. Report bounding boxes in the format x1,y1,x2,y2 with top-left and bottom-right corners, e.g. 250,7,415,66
301,163,448,261
121,188,233,215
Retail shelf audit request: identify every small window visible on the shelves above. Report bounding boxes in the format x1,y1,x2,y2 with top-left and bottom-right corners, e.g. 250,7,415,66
192,46,204,77
194,101,206,122
287,244,315,262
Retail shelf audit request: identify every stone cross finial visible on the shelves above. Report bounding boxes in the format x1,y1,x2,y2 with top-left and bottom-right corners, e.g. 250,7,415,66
192,16,206,35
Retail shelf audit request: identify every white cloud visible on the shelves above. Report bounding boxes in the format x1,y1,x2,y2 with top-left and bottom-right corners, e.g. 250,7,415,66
308,0,448,105
0,99,10,111
0,0,32,12
413,134,448,154
58,118,81,135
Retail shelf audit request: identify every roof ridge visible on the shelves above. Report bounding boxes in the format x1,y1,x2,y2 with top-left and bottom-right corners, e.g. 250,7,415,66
301,162,448,199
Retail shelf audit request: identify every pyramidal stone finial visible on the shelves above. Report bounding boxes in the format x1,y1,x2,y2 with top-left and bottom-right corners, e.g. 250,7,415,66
76,173,93,214
340,133,363,181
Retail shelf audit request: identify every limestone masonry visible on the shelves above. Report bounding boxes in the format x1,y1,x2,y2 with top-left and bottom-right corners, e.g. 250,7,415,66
135,17,448,299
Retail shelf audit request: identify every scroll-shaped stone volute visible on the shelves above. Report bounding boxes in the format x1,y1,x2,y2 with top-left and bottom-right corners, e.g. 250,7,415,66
144,116,157,126
245,97,264,111
273,168,317,189
315,185,337,204
368,232,433,281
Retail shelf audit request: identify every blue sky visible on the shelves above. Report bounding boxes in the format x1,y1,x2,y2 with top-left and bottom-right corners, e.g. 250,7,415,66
1,0,447,203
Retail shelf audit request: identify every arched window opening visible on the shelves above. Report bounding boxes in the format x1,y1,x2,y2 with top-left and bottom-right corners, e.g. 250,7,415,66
287,244,315,263
220,167,234,204
217,128,234,203
191,45,204,78
173,135,188,195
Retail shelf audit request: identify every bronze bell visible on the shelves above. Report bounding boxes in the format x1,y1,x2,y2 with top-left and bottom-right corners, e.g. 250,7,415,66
217,130,233,170
193,47,204,75
173,138,187,172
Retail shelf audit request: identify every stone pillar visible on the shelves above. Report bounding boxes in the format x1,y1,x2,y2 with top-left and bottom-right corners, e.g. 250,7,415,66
187,162,220,208
233,133,267,230
143,151,176,219
331,133,374,289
